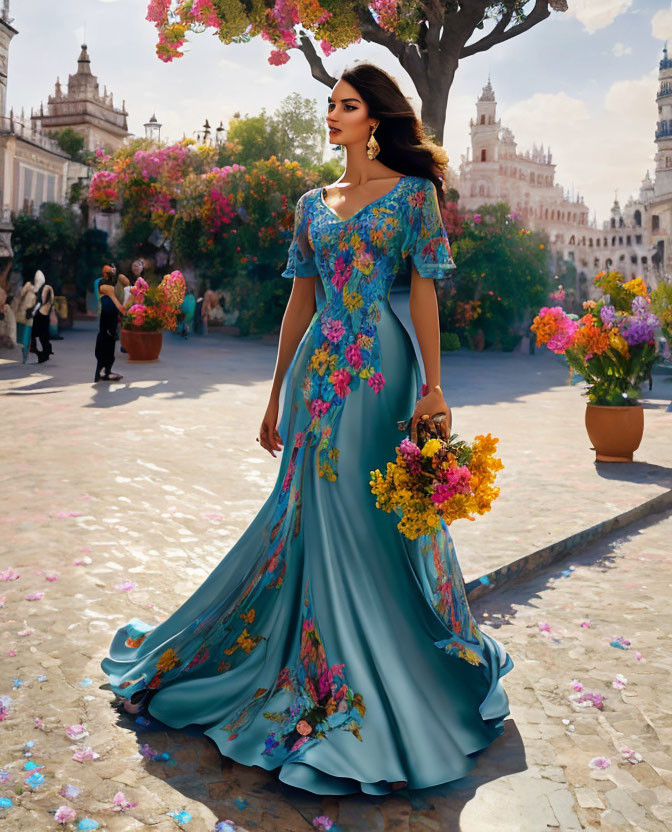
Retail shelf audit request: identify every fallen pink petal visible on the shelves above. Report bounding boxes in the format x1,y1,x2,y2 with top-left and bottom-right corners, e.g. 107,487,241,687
116,580,136,591
26,592,45,601
72,747,100,763
0,569,20,581
66,724,89,741
612,674,628,689
588,756,611,770
54,805,77,824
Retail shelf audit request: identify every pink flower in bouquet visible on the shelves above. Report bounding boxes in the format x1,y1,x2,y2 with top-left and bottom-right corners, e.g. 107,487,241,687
330,369,352,398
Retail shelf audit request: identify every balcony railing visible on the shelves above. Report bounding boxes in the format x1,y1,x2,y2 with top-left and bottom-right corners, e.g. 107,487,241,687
0,115,63,154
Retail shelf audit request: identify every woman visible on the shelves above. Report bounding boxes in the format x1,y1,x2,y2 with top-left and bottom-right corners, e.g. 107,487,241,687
13,277,37,363
102,63,513,795
94,265,128,382
30,270,54,363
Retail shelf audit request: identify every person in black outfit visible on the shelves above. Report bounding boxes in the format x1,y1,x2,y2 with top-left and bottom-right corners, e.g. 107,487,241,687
30,270,54,364
95,265,128,382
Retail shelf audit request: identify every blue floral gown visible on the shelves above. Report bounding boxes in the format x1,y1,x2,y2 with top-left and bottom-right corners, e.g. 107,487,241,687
101,175,514,796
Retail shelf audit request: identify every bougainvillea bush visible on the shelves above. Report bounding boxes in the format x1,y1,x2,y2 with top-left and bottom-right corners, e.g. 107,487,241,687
436,202,551,350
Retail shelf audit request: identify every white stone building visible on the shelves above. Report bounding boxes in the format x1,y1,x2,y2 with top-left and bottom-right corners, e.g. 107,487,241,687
457,73,669,299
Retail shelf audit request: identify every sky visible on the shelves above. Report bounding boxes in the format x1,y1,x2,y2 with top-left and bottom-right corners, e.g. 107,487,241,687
5,0,672,223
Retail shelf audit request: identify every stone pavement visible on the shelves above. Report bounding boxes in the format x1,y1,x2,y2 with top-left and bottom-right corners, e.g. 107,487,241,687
0,319,671,831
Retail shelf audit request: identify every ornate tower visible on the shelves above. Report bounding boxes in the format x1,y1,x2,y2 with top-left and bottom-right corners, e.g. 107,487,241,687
0,0,17,118
470,78,501,165
654,44,672,198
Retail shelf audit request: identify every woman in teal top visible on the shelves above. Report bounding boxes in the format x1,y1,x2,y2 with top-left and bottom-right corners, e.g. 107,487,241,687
101,62,513,796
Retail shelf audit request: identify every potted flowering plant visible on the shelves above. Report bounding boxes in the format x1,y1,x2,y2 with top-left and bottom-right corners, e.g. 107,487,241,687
121,270,186,361
531,272,660,462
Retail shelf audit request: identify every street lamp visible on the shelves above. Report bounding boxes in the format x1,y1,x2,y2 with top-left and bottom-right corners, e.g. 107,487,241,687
215,121,225,146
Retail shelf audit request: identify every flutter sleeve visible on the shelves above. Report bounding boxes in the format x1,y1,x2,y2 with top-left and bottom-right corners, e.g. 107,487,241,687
405,178,456,279
281,191,318,279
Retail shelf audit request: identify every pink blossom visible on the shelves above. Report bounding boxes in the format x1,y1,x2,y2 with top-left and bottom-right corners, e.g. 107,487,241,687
472,214,482,224
0,569,20,581
66,724,89,740
571,679,584,691
367,372,385,393
331,369,352,398
309,399,331,419
345,343,362,370
268,49,291,66
26,592,44,601
321,317,345,344
331,258,352,291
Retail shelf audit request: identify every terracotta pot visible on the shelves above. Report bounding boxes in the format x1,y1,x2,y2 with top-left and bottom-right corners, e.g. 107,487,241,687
585,404,644,463
121,329,163,362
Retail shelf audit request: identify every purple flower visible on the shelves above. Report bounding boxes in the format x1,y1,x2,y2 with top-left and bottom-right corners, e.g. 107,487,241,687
631,296,648,314
600,305,615,326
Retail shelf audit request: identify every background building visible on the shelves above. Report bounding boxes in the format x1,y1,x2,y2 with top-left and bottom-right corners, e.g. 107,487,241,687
33,44,129,153
457,69,669,299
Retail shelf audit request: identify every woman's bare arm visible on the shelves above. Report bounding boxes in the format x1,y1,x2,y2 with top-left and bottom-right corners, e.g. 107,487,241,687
99,284,126,314
269,276,317,400
408,266,451,440
258,276,317,456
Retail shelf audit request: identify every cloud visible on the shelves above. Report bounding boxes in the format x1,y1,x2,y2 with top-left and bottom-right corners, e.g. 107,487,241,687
652,5,672,40
612,42,632,57
500,70,658,219
566,0,633,34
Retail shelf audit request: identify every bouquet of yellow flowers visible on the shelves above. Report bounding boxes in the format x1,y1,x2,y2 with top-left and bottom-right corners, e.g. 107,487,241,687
369,416,503,540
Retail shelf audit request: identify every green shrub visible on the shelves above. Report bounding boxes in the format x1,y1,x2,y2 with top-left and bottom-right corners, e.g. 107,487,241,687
440,331,461,352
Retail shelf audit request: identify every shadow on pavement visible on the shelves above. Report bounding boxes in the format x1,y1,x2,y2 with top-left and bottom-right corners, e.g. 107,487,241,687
594,461,672,490
471,508,671,631
103,696,526,830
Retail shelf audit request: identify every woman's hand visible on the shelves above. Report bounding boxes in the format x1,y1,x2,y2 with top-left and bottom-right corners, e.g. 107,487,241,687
258,395,283,457
410,388,451,443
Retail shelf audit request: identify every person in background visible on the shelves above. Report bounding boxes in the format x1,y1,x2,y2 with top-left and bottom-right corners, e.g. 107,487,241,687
0,285,17,349
13,277,37,363
30,270,54,364
95,264,128,382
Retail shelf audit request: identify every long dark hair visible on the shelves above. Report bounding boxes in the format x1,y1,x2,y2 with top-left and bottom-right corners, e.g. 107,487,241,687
339,62,449,207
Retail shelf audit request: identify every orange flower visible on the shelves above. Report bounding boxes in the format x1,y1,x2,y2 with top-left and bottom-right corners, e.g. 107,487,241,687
574,317,611,355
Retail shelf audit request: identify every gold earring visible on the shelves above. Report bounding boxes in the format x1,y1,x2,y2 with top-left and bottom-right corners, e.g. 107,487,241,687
367,122,380,160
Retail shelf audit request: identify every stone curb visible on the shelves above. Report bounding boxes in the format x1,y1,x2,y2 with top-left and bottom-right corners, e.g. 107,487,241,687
465,488,672,601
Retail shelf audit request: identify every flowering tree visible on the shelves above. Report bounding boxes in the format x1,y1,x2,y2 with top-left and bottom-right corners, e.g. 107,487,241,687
147,0,568,143
437,201,550,349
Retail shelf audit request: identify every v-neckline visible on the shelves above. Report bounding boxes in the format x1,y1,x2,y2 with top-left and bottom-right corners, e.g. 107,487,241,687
319,176,407,223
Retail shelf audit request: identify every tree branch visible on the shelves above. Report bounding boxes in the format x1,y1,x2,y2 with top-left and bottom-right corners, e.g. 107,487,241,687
460,0,551,58
295,34,337,87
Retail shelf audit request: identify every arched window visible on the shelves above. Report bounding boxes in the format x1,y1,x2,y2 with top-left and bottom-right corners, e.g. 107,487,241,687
551,209,555,220
589,238,593,247
634,209,642,227
653,215,660,231
481,149,487,162
545,208,549,219
530,173,535,184
480,114,485,125
610,218,616,228
569,235,576,245
596,239,601,247
606,258,613,268
478,184,485,196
